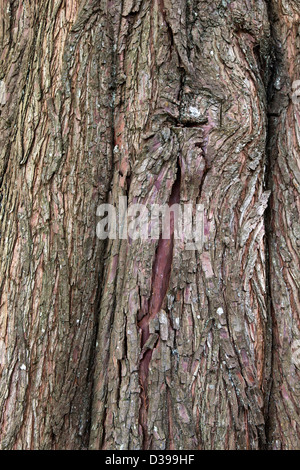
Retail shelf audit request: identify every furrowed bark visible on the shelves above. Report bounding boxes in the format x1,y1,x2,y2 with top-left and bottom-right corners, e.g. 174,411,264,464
0,0,299,451
0,0,115,449
267,0,300,450
90,0,273,450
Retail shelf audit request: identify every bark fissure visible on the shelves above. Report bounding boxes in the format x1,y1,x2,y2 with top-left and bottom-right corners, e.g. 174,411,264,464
138,162,181,449
263,0,300,449
263,0,278,445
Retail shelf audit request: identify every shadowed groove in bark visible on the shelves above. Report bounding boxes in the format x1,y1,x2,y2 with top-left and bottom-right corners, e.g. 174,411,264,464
263,0,278,446
86,5,119,451
264,0,300,449
87,0,283,450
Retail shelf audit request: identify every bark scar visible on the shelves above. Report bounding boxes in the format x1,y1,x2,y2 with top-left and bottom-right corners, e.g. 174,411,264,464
138,163,181,448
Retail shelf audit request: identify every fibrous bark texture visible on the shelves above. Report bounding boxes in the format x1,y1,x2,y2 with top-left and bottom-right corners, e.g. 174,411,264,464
0,0,299,450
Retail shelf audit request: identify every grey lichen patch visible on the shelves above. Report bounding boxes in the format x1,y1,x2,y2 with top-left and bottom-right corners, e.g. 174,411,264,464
0,80,6,105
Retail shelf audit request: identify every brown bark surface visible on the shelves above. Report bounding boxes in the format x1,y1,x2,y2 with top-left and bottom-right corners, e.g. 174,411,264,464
267,0,300,450
0,0,299,450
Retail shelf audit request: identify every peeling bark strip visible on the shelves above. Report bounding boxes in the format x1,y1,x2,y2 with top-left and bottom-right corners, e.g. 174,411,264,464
0,0,299,451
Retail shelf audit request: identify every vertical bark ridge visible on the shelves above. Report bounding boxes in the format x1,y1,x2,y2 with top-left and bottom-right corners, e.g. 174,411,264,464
0,0,115,449
89,0,275,450
138,163,181,449
266,0,300,450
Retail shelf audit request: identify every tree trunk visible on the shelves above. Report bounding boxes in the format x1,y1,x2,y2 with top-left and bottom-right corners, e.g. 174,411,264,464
0,0,299,450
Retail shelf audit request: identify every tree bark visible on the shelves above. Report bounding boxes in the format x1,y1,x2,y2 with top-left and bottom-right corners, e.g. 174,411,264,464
0,0,299,450
267,0,300,450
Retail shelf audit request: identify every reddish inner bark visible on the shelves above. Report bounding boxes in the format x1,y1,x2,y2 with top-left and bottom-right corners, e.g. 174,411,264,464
138,166,181,448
